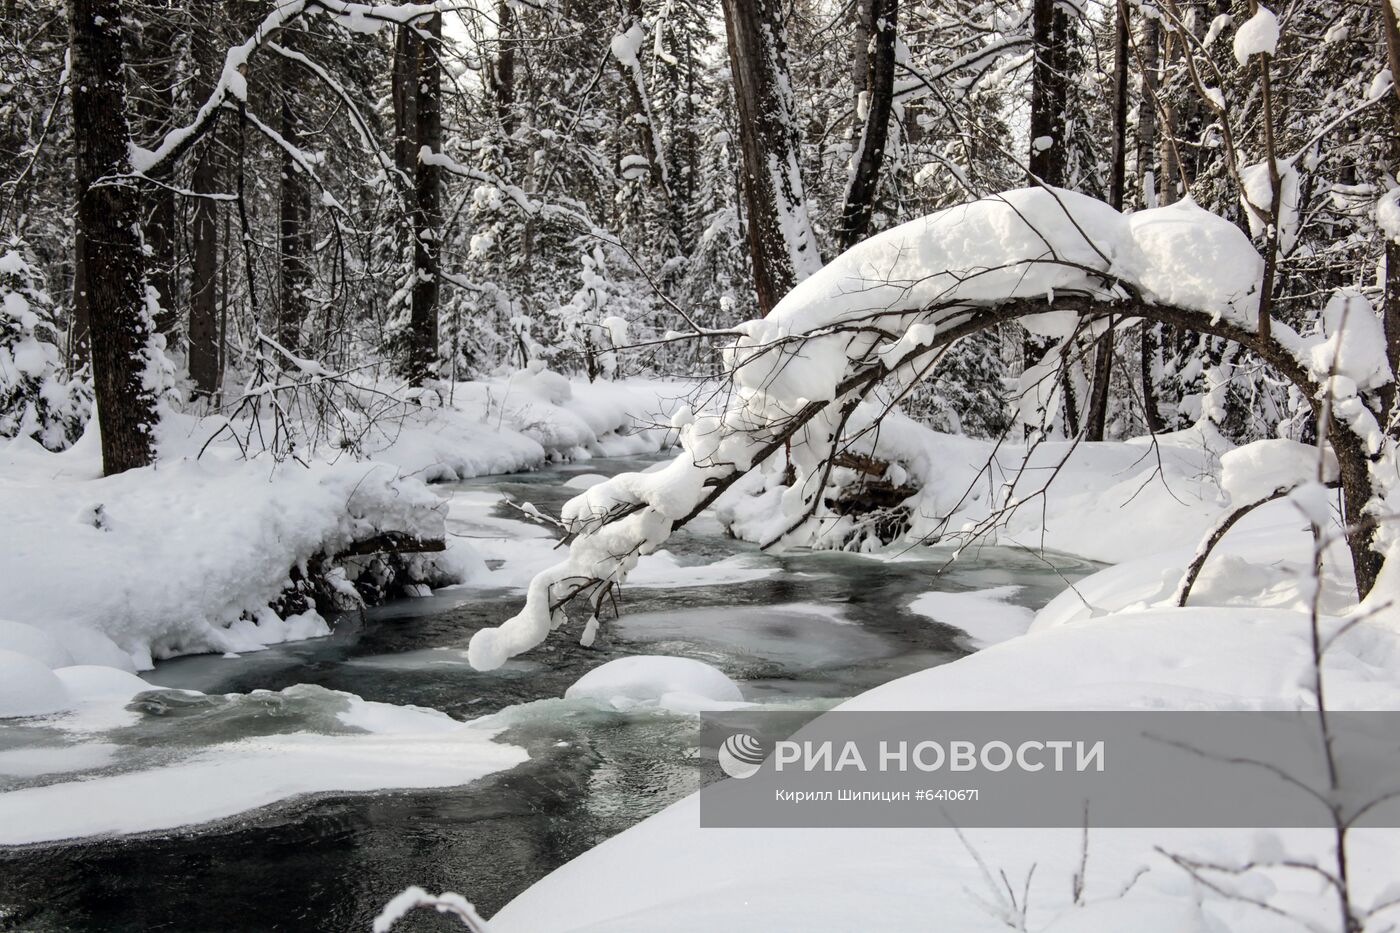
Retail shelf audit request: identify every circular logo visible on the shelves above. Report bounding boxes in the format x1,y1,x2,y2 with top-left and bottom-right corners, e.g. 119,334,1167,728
718,732,766,779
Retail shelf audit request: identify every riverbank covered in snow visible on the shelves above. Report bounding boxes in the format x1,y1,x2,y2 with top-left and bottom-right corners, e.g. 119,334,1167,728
0,371,683,678
492,564,1400,933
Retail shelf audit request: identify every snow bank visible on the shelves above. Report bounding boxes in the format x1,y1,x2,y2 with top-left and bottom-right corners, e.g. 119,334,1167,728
716,411,1228,564
351,370,681,483
1219,437,1337,503
565,656,745,713
0,436,457,670
1,368,682,675
0,683,526,844
0,649,70,718
492,602,1400,933
1030,492,1357,630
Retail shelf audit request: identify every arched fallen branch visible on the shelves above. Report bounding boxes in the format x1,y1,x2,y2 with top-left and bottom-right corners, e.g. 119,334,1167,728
1172,482,1341,607
466,188,1396,670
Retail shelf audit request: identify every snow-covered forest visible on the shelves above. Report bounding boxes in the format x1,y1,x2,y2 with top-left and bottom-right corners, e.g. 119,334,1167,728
2,0,1400,929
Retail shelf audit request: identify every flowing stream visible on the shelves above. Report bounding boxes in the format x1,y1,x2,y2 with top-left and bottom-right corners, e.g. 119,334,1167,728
0,456,1096,932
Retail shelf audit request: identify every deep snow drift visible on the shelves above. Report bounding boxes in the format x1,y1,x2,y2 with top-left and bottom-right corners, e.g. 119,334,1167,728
0,371,680,675
492,593,1400,933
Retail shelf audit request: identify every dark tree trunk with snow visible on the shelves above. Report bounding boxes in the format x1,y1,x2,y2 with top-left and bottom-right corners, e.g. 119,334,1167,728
278,37,311,352
1137,19,1165,432
1107,0,1129,212
407,13,441,386
720,0,821,315
1027,0,1071,186
132,11,178,336
392,22,419,185
487,0,515,137
1083,0,1131,443
1379,0,1400,429
68,0,159,475
188,1,223,398
838,0,896,251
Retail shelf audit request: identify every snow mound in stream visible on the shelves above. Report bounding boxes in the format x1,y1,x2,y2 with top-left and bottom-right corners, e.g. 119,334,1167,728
0,649,70,718
565,656,746,713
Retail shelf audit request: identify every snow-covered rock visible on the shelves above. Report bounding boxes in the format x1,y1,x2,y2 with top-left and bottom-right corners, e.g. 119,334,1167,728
0,448,455,669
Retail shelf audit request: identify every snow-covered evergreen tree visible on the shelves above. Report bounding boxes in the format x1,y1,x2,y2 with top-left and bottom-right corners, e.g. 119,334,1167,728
0,240,91,450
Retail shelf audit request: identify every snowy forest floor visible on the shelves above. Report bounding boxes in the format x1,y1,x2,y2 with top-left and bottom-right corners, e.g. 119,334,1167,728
0,370,1396,931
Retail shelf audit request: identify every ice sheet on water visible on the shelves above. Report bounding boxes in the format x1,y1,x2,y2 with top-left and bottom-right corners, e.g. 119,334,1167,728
613,603,892,669
624,551,778,589
345,647,545,674
906,586,1035,648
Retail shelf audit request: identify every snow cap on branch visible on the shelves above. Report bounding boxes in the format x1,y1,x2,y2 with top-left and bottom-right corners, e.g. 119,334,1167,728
1233,5,1280,66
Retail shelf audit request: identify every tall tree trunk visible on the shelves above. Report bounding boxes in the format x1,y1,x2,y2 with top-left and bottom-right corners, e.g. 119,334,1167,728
1084,0,1132,442
1158,26,1182,205
1028,0,1080,432
188,2,222,397
1377,0,1400,430
720,0,822,315
487,0,515,137
278,36,311,352
407,13,441,386
838,0,897,251
68,0,159,475
392,22,419,186
1138,16,1160,208
132,10,178,336
851,0,870,109
1028,0,1072,186
1137,17,1166,432
1107,0,1130,212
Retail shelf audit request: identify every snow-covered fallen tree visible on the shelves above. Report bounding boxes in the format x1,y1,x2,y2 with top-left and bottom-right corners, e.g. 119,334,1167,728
467,187,1399,671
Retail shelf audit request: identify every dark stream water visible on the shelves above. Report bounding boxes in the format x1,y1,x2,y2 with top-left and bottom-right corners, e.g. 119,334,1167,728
0,457,1095,932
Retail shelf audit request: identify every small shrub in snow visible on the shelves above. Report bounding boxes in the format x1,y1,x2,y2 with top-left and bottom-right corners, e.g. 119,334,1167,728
0,240,91,450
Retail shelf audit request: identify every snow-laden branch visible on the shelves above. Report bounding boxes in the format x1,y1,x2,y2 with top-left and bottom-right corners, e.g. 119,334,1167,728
421,148,620,246
128,0,441,176
465,188,1397,670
